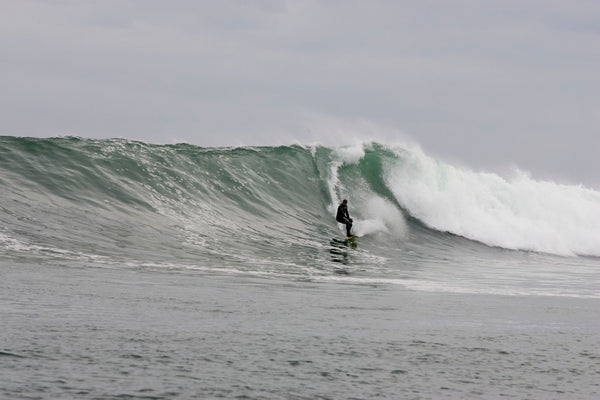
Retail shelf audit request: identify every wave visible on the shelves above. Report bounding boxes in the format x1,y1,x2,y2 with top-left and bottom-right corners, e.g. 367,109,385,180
1,136,600,264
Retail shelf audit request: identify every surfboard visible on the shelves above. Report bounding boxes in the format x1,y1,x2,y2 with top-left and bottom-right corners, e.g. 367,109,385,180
346,235,359,240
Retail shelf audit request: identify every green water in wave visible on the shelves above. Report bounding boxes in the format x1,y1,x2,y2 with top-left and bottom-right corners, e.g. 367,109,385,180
0,137,357,273
2,136,600,299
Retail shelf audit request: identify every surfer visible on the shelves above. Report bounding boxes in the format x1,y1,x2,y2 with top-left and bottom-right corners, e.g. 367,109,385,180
336,199,353,237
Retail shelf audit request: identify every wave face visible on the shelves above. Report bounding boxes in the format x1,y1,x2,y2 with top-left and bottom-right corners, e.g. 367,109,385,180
1,136,600,297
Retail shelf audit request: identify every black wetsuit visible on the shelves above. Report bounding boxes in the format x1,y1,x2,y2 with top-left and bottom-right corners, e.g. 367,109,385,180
336,203,353,237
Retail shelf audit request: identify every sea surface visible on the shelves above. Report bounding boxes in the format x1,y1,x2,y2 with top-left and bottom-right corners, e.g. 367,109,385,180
1,136,599,399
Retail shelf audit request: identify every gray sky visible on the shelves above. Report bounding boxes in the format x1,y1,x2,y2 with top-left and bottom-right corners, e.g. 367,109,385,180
2,0,599,186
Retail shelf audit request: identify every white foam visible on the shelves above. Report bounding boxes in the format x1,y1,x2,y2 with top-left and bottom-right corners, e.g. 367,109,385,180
354,196,407,237
0,232,111,262
315,275,600,298
326,143,367,214
385,144,600,256
333,142,366,165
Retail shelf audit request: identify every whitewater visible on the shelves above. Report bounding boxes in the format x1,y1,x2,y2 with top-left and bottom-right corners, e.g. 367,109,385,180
2,136,599,399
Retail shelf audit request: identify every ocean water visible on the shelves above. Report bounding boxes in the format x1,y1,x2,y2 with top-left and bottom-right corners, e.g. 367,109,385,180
1,136,599,399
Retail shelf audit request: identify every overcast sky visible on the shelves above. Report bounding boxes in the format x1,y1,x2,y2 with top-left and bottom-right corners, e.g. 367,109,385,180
1,0,599,185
